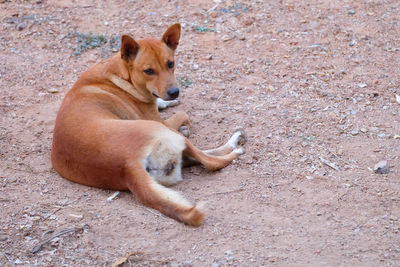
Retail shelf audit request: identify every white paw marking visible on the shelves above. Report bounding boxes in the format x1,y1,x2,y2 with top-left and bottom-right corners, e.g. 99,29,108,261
157,98,180,110
234,147,244,155
227,131,242,148
167,99,180,107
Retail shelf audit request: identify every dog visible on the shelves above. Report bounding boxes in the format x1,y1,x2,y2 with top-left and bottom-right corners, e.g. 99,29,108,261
51,23,244,227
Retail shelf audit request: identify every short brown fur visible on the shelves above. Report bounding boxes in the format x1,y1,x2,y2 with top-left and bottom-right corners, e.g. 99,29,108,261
51,24,244,227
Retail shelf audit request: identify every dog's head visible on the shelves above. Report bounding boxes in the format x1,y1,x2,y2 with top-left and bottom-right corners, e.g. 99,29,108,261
120,23,181,101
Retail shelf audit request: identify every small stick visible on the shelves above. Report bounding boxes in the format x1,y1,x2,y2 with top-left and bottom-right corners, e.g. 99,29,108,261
30,227,83,254
106,191,120,202
112,252,145,267
207,2,220,13
204,188,244,197
43,207,62,220
319,157,340,171
44,195,84,220
144,207,167,219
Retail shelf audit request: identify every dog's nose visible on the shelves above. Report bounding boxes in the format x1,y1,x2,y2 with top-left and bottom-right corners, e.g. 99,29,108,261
167,87,179,99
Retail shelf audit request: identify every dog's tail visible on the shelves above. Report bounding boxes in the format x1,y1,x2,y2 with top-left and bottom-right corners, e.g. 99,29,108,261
124,163,205,227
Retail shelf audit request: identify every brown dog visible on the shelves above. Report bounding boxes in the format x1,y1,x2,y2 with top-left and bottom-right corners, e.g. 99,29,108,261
51,24,244,226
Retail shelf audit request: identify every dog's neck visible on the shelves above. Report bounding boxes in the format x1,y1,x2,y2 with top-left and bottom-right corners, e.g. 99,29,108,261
109,74,154,104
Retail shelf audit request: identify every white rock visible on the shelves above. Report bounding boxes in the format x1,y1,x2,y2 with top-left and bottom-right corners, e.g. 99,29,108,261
396,94,400,105
358,83,367,88
47,88,59,93
373,160,389,174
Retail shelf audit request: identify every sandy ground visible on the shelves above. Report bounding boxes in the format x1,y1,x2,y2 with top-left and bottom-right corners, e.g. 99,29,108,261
1,0,400,266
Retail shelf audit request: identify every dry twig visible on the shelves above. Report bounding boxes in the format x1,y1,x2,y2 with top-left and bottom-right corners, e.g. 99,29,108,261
30,225,87,254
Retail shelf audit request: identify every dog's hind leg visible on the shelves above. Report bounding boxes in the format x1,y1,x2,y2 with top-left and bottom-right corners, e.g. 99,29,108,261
124,162,204,227
204,131,244,156
183,137,243,171
182,131,244,167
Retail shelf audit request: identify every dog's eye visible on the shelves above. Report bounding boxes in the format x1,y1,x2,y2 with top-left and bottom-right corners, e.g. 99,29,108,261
143,68,155,75
167,61,174,69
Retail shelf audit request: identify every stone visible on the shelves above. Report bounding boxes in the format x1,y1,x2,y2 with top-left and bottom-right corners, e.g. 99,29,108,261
373,160,389,174
328,112,337,120
0,234,8,241
221,35,233,42
396,94,400,105
47,88,59,93
377,133,386,138
351,129,359,136
17,22,26,31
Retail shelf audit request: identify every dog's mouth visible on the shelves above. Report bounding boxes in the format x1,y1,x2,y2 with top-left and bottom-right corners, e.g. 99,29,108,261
152,91,174,101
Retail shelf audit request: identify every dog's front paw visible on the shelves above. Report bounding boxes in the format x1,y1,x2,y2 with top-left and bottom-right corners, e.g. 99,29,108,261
157,98,180,110
174,111,190,126
227,130,246,148
166,99,180,107
179,125,190,137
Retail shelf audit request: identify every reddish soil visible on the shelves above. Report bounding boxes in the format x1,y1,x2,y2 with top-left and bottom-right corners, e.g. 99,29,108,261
1,0,399,266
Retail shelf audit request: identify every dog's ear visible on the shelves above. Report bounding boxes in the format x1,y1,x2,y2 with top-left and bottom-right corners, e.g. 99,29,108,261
121,35,139,62
162,23,181,51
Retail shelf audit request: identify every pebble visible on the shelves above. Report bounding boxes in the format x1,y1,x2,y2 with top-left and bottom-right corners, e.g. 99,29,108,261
225,250,233,255
360,128,368,133
268,85,275,92
351,129,359,136
0,234,8,241
209,11,218,18
205,54,213,60
69,213,83,220
377,133,386,138
17,22,27,31
358,83,367,88
395,94,400,105
221,35,233,42
47,88,59,93
373,160,389,174
349,40,356,47
328,112,337,120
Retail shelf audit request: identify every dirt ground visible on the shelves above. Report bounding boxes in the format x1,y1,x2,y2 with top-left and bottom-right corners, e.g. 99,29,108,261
1,0,400,266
